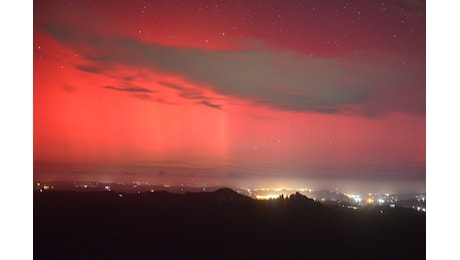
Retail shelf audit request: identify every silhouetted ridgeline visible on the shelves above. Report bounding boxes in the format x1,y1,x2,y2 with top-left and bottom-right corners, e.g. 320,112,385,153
34,188,425,259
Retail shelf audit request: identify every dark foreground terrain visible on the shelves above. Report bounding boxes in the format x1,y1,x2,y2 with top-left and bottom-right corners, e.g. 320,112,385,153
34,189,425,259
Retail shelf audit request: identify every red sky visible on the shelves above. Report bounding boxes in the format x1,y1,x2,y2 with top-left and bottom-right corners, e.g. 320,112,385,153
33,0,425,193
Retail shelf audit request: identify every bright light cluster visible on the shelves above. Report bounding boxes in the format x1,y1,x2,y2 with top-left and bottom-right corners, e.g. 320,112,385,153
255,194,282,200
345,194,362,203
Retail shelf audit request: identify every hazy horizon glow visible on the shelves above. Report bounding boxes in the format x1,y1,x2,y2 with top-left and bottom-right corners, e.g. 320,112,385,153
34,0,425,193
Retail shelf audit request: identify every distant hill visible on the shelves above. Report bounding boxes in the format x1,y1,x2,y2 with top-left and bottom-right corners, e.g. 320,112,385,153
34,189,425,259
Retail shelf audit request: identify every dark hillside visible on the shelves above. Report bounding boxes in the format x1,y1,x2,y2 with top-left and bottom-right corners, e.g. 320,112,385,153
34,189,425,259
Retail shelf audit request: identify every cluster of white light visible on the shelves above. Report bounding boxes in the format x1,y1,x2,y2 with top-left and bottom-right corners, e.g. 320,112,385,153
345,194,362,203
416,207,426,212
255,194,282,200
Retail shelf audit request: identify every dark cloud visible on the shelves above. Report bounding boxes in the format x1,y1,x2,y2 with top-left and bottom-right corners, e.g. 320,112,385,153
200,100,223,110
222,161,425,182
123,76,135,81
130,93,175,105
227,172,241,179
132,93,153,100
44,25,425,116
75,64,104,74
158,81,186,91
158,81,207,100
103,85,154,93
248,114,277,121
298,162,426,182
158,81,222,109
179,89,207,100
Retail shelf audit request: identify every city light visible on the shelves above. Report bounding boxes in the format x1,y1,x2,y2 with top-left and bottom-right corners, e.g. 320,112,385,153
345,194,362,204
32,180,426,213
256,194,282,200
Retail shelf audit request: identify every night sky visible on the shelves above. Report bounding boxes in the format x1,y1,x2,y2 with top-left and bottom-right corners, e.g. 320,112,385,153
33,0,425,193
